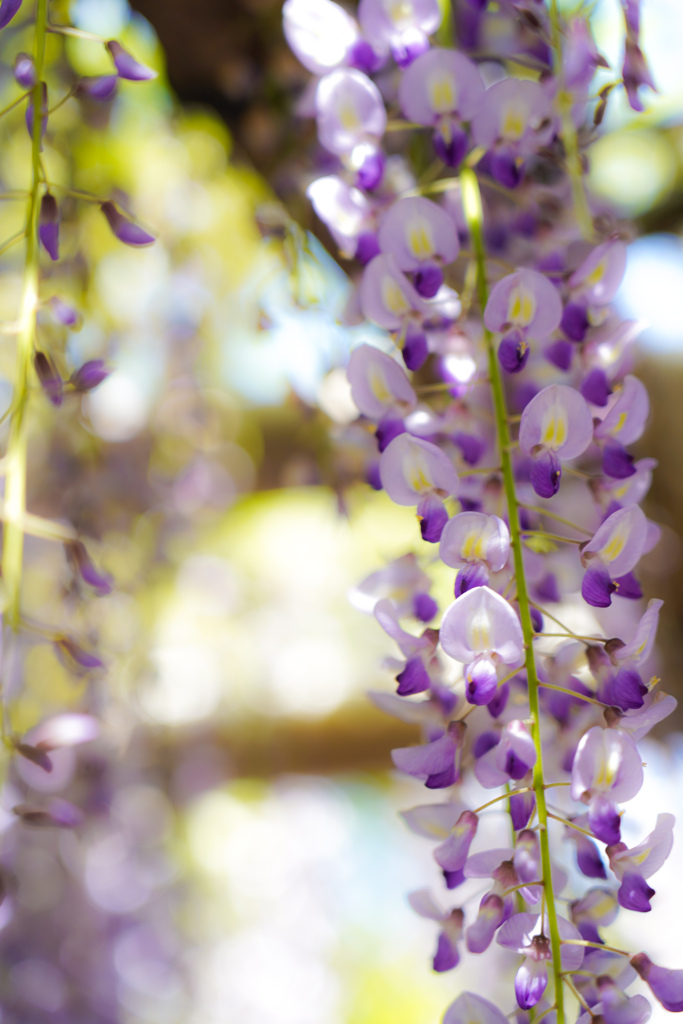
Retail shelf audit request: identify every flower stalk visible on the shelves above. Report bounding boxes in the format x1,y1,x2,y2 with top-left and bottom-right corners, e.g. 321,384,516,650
461,166,565,1024
2,0,48,630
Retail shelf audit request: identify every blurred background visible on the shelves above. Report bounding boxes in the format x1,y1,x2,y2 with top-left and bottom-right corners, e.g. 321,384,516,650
1,0,683,1021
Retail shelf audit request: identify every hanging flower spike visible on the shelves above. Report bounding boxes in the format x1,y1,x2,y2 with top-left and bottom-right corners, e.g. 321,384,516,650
606,812,675,912
358,0,441,67
315,68,386,188
440,586,524,704
408,890,464,971
283,0,363,75
306,175,374,259
570,725,644,843
105,40,157,81
631,953,683,1012
580,503,648,607
379,433,458,541
472,79,555,188
484,270,562,374
378,197,460,298
518,384,593,498
497,913,584,1010
0,0,21,30
100,201,155,247
38,192,59,261
439,511,510,595
443,992,509,1024
398,48,485,166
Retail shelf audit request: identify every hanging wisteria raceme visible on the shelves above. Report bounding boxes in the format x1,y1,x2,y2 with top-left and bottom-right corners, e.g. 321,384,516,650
284,0,679,1022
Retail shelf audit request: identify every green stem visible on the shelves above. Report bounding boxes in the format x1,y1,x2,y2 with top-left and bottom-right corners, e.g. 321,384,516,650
460,166,565,1024
2,0,48,630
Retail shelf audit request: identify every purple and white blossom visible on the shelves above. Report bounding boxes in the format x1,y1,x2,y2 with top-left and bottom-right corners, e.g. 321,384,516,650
519,384,593,497
570,726,644,843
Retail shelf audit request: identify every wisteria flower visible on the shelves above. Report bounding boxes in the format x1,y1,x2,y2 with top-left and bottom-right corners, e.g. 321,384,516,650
440,586,524,704
485,269,563,374
570,725,644,843
580,504,648,607
443,992,508,1024
631,953,683,1012
398,48,485,166
358,0,441,66
379,433,459,541
472,79,555,188
316,68,386,187
518,384,593,497
408,890,464,971
440,511,510,594
378,197,459,298
497,912,584,1009
283,0,364,75
606,813,674,912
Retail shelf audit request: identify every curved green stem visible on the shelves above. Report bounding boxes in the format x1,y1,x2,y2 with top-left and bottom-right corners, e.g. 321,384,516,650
2,0,48,630
460,166,565,1024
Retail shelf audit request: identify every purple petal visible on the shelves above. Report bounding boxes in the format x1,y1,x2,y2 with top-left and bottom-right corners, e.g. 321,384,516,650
65,540,113,595
545,339,574,371
0,0,21,30
348,343,416,421
571,725,644,804
484,269,562,341
34,351,63,407
316,68,386,156
100,201,155,247
398,48,485,124
498,330,530,373
55,637,104,670
376,415,406,452
434,124,469,167
403,326,429,370
530,450,562,498
14,52,35,89
379,432,458,506
434,810,479,870
38,192,59,261
378,196,459,272
47,296,80,327
602,441,636,479
519,383,593,461
575,834,608,879
396,654,431,695
70,360,110,393
588,793,622,845
401,802,465,839
615,571,642,600
433,930,460,971
569,240,627,307
613,667,647,710
417,492,448,542
617,872,655,912
443,993,510,1024
515,960,548,1011
78,75,119,101
582,504,648,579
440,585,523,666
466,893,506,953
561,301,590,341
510,788,535,830
631,954,683,1012
487,682,509,719
106,40,158,81
582,564,617,608
581,368,611,406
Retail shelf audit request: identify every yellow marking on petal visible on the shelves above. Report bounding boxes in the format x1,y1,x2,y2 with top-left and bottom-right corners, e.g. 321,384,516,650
368,364,392,405
468,606,492,652
382,276,410,316
407,217,435,260
613,411,628,436
507,285,536,327
590,893,617,918
586,259,606,288
404,450,434,494
461,529,486,562
632,846,652,866
428,71,457,113
501,102,526,141
600,528,626,564
541,412,567,450
387,0,413,26
339,100,360,133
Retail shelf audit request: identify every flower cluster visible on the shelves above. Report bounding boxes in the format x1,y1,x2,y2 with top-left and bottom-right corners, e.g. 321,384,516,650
284,0,680,1022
